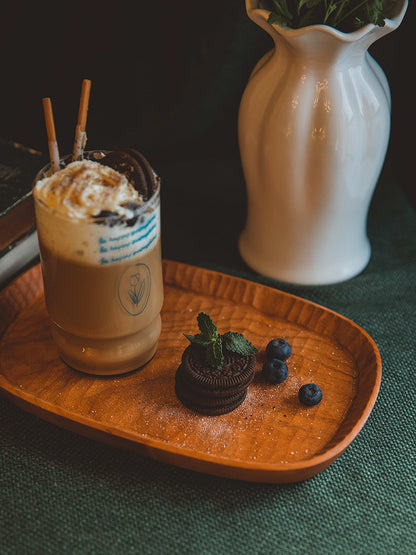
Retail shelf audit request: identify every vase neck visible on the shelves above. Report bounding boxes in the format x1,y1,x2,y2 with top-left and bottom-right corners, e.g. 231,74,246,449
272,31,367,66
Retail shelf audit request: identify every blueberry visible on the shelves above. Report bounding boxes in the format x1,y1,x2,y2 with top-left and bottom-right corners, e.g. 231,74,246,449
298,383,322,406
262,359,288,384
266,338,292,361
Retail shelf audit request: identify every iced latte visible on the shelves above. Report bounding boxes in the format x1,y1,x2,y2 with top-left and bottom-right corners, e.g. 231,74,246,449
33,150,163,375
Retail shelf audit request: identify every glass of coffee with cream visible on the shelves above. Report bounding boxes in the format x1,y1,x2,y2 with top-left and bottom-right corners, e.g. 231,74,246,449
33,149,163,375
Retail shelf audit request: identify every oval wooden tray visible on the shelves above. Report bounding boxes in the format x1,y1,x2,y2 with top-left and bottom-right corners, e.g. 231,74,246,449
0,260,381,483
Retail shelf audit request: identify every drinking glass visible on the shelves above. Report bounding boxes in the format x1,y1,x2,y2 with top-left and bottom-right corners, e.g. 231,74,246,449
33,151,163,375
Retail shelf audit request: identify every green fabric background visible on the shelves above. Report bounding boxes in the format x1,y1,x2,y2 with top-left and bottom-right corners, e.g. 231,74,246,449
1,1,415,553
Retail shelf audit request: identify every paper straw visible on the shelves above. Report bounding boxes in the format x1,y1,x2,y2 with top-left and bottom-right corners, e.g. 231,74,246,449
72,79,91,161
42,97,60,174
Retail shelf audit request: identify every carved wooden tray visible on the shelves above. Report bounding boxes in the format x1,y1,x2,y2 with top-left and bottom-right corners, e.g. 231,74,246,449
0,260,381,483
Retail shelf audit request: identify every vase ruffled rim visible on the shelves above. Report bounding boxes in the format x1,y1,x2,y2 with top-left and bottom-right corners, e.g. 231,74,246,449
247,0,408,42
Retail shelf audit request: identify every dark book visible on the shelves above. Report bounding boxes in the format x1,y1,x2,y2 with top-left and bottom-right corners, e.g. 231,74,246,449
0,139,47,287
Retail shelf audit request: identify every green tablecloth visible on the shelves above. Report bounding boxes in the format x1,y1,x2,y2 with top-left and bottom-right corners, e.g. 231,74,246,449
1,160,415,554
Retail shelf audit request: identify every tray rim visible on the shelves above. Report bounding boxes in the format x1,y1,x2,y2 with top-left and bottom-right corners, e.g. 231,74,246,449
0,260,382,482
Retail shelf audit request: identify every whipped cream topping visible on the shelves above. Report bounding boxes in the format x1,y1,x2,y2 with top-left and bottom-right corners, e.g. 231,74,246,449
34,159,143,219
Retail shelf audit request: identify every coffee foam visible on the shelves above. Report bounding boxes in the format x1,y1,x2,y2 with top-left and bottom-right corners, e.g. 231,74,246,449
34,159,160,266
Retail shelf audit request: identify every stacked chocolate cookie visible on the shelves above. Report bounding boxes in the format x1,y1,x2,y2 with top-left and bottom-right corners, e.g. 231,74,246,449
99,149,160,200
175,345,256,415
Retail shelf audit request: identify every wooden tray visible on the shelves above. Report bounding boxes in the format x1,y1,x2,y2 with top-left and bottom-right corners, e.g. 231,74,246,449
0,260,381,483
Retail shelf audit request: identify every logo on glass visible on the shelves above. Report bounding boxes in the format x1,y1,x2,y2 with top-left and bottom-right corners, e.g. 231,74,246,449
118,263,151,315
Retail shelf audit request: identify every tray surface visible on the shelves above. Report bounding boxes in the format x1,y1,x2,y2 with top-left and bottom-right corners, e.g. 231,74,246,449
0,260,381,483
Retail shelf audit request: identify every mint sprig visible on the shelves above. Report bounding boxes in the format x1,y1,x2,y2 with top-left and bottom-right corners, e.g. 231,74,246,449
184,312,224,368
184,312,258,370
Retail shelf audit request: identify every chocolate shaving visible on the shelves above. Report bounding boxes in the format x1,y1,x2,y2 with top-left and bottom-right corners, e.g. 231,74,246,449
93,210,122,227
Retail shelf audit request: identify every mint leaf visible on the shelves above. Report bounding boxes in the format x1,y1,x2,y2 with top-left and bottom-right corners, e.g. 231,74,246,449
184,313,219,347
197,312,218,339
183,333,212,347
223,332,259,356
205,336,224,369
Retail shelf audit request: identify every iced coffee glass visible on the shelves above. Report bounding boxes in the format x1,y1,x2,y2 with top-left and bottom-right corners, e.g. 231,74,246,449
33,151,163,375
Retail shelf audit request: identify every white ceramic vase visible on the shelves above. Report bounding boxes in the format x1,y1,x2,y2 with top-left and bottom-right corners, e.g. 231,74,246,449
238,0,408,285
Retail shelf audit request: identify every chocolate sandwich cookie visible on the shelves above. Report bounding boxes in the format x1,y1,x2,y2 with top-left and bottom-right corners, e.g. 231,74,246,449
175,366,248,403
175,379,247,416
99,149,159,200
124,149,159,199
180,345,256,391
175,364,251,399
175,345,255,415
